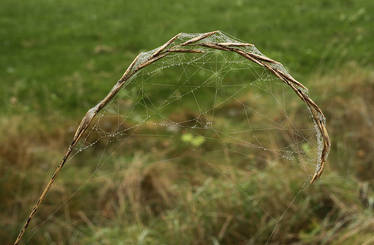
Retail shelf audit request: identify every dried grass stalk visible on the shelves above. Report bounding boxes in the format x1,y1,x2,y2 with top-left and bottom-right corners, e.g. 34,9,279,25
14,31,330,244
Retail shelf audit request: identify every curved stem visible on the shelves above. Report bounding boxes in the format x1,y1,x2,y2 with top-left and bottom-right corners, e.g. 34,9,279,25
14,31,330,244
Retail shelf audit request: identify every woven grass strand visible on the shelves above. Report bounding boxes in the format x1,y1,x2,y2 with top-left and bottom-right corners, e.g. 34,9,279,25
14,31,330,244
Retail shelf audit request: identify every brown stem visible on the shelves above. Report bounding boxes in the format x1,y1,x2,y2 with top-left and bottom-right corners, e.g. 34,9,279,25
14,31,330,244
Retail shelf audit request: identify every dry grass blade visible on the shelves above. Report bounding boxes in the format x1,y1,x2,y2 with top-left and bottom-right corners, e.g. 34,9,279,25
218,42,254,47
181,31,218,46
13,31,330,244
167,48,204,53
151,33,181,58
199,42,230,51
246,52,279,64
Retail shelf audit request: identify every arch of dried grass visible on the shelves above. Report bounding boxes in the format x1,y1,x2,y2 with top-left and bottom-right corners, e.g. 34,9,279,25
14,31,330,245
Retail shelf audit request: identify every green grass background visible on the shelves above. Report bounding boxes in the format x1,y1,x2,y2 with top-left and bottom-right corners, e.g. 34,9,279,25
1,0,374,244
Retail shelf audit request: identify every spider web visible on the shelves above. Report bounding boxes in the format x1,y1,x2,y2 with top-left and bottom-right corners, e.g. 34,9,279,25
25,32,323,244
76,40,319,174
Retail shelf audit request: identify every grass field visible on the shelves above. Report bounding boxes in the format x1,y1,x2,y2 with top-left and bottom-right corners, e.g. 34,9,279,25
1,0,374,244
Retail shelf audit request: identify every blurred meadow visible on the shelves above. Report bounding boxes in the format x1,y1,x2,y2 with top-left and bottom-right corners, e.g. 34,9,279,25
1,0,374,244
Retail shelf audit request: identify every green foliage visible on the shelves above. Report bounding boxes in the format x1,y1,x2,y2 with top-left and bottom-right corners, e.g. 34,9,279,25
0,0,373,116
181,133,205,147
